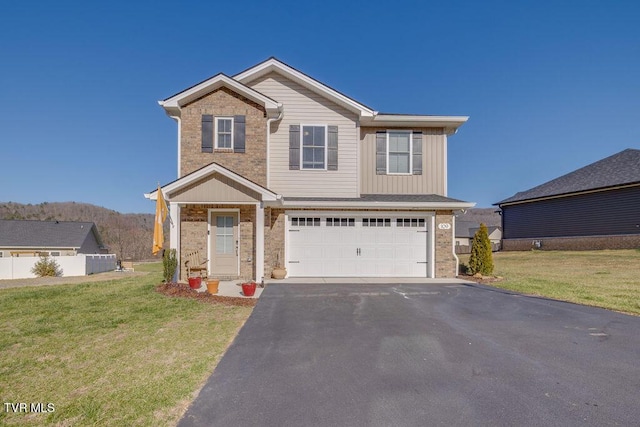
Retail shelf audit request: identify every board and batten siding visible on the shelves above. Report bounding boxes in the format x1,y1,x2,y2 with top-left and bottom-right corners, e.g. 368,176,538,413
360,127,447,195
169,174,260,203
501,185,640,239
247,72,359,198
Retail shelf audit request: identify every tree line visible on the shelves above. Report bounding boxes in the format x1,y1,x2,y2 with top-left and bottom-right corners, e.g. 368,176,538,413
0,202,164,261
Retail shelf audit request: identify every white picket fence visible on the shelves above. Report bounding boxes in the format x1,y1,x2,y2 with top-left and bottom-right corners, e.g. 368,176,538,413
0,254,117,280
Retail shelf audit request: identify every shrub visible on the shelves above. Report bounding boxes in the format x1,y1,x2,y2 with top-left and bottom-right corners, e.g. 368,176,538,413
31,255,63,277
468,223,494,275
163,249,178,283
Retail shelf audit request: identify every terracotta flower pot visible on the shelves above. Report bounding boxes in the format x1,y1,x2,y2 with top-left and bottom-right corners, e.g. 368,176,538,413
242,282,257,297
188,277,202,289
207,280,219,295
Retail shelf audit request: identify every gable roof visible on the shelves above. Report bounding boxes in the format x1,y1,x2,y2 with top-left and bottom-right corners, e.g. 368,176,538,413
0,220,104,249
497,149,640,205
159,73,282,117
233,56,376,118
158,57,468,131
145,162,280,202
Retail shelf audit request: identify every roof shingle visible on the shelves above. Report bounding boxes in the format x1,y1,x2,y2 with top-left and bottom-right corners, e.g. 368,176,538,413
496,149,640,205
0,220,101,248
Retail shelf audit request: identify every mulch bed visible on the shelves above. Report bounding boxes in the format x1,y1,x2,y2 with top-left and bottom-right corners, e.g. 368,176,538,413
156,282,257,307
459,273,504,285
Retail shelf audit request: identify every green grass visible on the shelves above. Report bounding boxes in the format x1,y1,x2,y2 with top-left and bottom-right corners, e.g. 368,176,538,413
0,263,253,426
460,250,640,315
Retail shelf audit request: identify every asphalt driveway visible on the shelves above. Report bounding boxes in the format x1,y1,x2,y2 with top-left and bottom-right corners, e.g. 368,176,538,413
179,282,640,426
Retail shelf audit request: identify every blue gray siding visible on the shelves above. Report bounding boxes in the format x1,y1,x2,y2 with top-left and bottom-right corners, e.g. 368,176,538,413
501,185,640,239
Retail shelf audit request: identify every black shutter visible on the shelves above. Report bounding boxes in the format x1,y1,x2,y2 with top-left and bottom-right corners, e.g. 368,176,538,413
289,125,300,170
202,115,213,153
233,115,245,153
327,126,338,170
376,131,387,175
412,131,422,175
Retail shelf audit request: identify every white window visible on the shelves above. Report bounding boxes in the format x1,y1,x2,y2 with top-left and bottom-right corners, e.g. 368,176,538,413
326,218,355,227
301,125,327,169
291,217,321,226
215,216,234,254
387,131,412,174
216,117,234,149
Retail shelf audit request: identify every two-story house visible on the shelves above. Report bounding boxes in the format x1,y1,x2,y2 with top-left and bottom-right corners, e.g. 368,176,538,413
146,58,474,282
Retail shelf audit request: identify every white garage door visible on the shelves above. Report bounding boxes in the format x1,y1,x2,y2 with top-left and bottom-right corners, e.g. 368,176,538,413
287,213,431,277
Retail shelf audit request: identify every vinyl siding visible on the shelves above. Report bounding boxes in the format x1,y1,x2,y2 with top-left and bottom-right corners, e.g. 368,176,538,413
247,72,359,197
169,174,260,203
501,185,640,239
360,127,447,195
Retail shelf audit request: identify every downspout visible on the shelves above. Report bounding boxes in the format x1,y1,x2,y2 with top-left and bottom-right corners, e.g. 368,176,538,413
173,116,182,177
266,107,284,188
452,213,460,276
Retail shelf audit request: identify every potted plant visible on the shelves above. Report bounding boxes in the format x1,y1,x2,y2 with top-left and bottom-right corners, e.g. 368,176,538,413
241,281,257,297
188,276,202,289
206,279,220,295
271,250,287,279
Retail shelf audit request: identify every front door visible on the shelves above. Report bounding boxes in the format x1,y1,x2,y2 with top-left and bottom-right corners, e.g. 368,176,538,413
209,212,239,277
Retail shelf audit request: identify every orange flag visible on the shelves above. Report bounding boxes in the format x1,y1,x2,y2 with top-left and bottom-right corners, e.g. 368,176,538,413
152,185,168,255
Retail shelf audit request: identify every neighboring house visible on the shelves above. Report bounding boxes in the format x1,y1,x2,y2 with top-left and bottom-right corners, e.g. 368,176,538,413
146,57,474,281
0,219,115,279
455,221,502,253
495,148,640,250
0,220,108,257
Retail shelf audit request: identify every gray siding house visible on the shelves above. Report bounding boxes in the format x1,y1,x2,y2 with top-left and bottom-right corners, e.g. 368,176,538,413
0,220,108,257
495,149,640,250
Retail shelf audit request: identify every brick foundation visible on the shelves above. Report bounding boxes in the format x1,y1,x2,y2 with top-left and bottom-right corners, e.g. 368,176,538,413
502,234,640,251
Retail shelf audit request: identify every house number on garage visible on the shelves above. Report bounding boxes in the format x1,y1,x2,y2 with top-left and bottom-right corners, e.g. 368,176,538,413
438,223,451,230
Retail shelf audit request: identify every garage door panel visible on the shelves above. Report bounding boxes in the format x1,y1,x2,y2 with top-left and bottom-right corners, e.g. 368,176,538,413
288,214,431,278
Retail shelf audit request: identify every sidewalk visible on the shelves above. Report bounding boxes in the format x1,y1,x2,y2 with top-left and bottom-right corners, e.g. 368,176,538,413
192,280,264,299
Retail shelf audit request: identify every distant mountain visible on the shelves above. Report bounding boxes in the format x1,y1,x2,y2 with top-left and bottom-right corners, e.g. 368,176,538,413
0,201,161,260
455,207,501,227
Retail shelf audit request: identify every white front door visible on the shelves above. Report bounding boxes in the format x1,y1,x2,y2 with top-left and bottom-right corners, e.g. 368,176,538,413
209,211,239,277
287,214,431,277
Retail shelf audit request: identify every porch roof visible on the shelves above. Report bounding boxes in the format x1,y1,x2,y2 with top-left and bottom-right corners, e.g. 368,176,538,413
144,163,280,203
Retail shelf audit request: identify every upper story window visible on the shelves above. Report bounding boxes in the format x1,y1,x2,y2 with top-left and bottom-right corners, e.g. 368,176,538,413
302,125,327,169
387,131,412,174
216,117,233,149
376,130,422,175
201,115,245,153
289,125,338,171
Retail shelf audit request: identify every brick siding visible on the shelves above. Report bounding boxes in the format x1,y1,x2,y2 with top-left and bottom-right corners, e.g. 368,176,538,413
503,234,640,251
180,87,268,186
435,210,456,278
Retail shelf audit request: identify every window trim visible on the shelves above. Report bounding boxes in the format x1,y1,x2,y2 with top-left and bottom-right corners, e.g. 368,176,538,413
386,130,413,175
215,117,234,149
300,124,328,170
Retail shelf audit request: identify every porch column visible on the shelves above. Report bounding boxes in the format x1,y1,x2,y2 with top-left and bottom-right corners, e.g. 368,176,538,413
169,202,180,282
255,202,265,282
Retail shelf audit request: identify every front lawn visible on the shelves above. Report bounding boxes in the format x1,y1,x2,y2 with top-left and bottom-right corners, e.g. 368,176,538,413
461,249,640,315
0,263,253,426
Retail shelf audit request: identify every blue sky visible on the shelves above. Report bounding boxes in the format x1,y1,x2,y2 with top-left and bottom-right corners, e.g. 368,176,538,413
2,1,638,213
